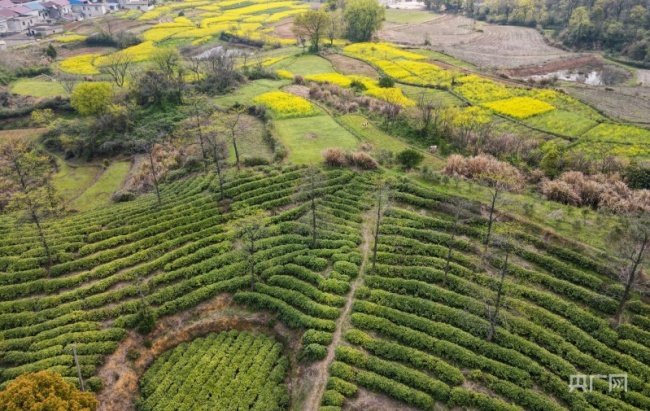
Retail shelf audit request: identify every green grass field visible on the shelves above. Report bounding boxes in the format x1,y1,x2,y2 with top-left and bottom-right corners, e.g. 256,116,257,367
227,117,274,163
524,109,599,138
271,54,335,75
70,161,131,211
340,114,445,168
215,79,291,108
10,79,66,97
274,114,359,164
52,159,101,204
384,9,438,24
397,83,464,106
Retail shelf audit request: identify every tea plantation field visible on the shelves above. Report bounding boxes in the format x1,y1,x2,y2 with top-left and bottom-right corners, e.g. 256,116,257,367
1,166,650,410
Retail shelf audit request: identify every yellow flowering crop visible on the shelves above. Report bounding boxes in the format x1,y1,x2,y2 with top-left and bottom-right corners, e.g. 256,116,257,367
192,36,213,45
454,80,512,103
54,34,87,43
59,54,100,75
364,87,415,107
483,97,555,119
121,9,142,19
143,27,188,42
200,15,243,27
253,91,316,118
344,42,425,61
305,73,352,87
264,7,309,23
138,6,170,20
95,41,157,66
276,70,294,80
397,61,455,88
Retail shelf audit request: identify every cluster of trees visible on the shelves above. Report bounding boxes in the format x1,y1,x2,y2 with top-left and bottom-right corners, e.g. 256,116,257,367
42,45,261,164
0,371,98,410
426,0,650,62
292,0,385,51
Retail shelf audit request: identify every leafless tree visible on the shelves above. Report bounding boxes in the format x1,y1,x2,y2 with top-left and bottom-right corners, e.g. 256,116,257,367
371,179,392,274
56,72,80,95
443,198,471,286
297,166,326,248
486,235,511,342
216,107,250,170
100,53,133,88
609,213,650,324
232,209,267,290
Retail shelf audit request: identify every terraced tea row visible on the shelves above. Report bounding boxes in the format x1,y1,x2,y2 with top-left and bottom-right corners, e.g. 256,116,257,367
0,166,365,389
320,181,650,411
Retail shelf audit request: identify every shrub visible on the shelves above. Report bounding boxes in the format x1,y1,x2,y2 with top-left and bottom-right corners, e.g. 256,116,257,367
350,78,367,91
321,390,345,406
0,371,98,410
244,156,271,167
302,343,328,361
395,149,424,170
111,190,136,203
378,75,395,88
134,308,156,335
323,148,348,167
349,152,378,170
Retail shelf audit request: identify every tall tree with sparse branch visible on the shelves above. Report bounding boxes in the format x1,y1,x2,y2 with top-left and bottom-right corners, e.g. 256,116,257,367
610,213,650,324
99,52,133,88
298,166,326,249
371,180,392,274
232,209,267,291
56,72,79,95
443,198,470,286
216,108,249,171
0,139,59,270
486,235,511,342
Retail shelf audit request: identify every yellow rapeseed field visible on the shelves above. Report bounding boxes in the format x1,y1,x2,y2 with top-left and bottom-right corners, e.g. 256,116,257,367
483,96,555,119
253,91,317,118
59,54,100,75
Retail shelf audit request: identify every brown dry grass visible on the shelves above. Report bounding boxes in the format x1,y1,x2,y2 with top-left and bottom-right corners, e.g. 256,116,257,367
324,54,379,78
343,387,422,411
637,69,650,87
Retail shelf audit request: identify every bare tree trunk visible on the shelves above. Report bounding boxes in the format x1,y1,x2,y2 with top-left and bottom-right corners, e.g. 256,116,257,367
482,187,499,266
72,345,85,392
487,249,509,342
148,147,161,206
12,158,53,270
443,219,458,286
212,146,225,201
194,108,208,168
311,195,317,249
249,239,256,291
371,192,382,274
232,136,241,170
32,210,53,270
614,234,648,323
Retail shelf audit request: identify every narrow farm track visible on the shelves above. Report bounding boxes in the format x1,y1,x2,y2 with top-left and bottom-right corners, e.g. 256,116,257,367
304,209,374,411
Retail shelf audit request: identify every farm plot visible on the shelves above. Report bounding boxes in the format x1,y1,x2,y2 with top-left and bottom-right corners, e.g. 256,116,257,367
10,79,66,98
320,182,650,411
380,14,573,69
573,123,650,157
523,109,599,138
138,331,288,411
273,114,359,164
214,79,291,108
563,86,650,126
70,161,131,212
